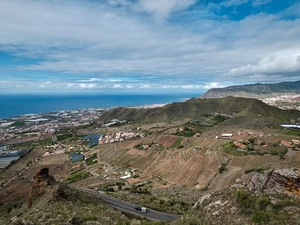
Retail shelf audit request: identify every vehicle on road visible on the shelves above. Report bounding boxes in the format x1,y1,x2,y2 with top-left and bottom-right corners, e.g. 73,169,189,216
134,206,147,213
135,206,141,211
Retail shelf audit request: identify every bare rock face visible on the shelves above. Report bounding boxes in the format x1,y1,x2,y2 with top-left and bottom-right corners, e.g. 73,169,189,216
28,168,63,208
248,168,300,196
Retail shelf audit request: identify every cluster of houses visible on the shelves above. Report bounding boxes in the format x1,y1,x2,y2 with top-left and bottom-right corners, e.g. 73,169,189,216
281,139,300,147
81,131,144,146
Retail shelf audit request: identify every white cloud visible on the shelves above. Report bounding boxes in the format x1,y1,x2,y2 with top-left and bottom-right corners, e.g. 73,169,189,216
87,78,102,82
226,53,300,77
203,83,225,89
137,0,196,20
0,0,300,93
139,85,150,89
220,0,249,8
182,85,203,89
112,84,134,88
252,0,272,7
78,83,97,89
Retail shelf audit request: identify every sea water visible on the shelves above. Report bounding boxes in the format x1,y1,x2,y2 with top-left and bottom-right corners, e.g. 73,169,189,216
0,93,201,119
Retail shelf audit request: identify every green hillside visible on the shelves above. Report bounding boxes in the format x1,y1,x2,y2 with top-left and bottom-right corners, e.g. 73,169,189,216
99,96,300,126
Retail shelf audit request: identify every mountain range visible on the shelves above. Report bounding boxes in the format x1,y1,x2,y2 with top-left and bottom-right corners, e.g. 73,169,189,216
200,80,300,99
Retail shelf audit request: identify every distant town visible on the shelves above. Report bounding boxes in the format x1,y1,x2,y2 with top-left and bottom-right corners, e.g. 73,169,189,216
0,109,103,143
261,94,300,111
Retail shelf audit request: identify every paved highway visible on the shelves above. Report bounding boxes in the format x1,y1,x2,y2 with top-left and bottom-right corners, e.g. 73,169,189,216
77,188,182,222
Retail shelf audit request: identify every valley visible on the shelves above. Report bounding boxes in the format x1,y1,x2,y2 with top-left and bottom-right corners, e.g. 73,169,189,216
1,96,300,224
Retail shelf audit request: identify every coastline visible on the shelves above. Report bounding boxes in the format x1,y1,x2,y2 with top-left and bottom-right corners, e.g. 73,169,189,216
0,94,198,119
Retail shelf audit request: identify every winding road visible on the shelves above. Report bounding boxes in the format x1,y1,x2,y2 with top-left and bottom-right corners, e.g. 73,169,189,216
76,188,182,222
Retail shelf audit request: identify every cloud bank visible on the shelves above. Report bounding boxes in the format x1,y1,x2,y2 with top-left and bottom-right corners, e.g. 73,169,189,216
0,0,299,93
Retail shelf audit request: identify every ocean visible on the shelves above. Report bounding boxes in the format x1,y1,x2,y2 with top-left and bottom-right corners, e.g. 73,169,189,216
0,93,201,119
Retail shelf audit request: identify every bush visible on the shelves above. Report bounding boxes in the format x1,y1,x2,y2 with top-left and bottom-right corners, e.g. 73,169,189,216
234,189,255,215
218,163,227,173
252,211,270,224
256,197,270,210
235,189,249,202
106,187,114,192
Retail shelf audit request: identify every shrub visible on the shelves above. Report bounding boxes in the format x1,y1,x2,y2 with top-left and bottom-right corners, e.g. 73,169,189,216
256,197,270,210
252,211,270,224
218,163,227,173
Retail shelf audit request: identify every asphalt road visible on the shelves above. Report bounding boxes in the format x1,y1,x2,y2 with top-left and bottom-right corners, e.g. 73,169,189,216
77,188,182,222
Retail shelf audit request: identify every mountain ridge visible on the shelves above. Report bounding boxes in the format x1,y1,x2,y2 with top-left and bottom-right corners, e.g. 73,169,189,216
99,96,300,126
200,80,300,99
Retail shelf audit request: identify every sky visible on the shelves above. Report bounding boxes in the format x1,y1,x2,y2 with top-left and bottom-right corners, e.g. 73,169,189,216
0,0,300,94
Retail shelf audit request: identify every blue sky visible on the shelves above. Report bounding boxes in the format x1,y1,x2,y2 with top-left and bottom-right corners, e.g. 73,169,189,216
0,0,300,94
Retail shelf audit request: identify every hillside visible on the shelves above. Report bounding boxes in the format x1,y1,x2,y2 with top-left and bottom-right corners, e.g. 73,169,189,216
1,96,300,225
99,96,300,126
200,80,300,99
0,168,147,225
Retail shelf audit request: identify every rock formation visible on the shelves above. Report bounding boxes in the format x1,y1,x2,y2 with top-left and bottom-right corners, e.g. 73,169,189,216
27,167,63,208
248,168,300,196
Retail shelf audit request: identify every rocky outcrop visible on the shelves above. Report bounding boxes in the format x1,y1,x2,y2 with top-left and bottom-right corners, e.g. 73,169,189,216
28,168,64,208
248,168,300,196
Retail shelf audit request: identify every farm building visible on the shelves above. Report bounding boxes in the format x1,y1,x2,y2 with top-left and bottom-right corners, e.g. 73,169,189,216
292,139,300,145
280,124,300,129
69,152,85,163
280,140,293,147
221,133,233,137
81,133,103,146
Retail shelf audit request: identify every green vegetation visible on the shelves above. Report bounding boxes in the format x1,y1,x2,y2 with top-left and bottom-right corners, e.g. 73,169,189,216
190,114,228,127
285,130,300,136
212,115,228,123
174,127,195,137
222,141,245,156
130,186,151,195
135,142,155,150
86,153,97,166
64,167,91,184
245,168,265,174
218,163,227,174
0,187,153,225
155,144,165,152
109,186,192,214
222,140,289,158
170,138,184,149
233,189,300,224
264,146,288,158
235,189,271,220
8,121,23,127
32,137,52,146
56,133,73,141
251,211,270,224
179,187,300,225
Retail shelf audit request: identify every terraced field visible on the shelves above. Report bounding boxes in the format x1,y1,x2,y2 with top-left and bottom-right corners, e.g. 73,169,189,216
89,132,299,191
210,166,244,191
195,156,220,189
157,135,179,148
